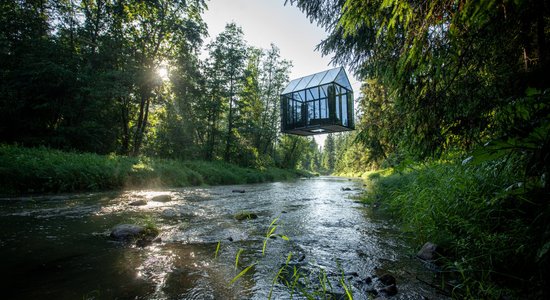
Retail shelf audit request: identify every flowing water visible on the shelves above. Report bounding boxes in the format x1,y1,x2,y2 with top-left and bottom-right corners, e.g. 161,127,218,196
0,177,446,299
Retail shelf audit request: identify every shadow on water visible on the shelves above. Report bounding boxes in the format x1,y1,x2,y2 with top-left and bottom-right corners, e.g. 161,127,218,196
0,177,447,299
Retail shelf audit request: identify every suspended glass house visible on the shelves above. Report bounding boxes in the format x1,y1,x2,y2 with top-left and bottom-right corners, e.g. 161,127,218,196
280,67,354,136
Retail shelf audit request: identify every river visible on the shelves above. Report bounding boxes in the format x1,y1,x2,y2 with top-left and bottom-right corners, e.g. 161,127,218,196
0,177,446,299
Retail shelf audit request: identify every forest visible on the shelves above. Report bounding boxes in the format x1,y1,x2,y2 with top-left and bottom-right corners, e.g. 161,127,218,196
1,0,550,299
0,0,329,171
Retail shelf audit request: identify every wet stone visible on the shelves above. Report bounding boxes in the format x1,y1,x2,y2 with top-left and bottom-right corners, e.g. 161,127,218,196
234,212,258,221
232,189,246,193
417,242,439,261
129,199,147,206
379,274,396,286
151,195,171,202
161,209,178,218
136,238,152,247
110,224,146,241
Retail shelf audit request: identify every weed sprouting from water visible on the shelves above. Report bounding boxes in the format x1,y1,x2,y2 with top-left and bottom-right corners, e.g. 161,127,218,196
214,240,221,259
222,217,355,299
235,248,244,269
262,217,289,256
229,263,257,286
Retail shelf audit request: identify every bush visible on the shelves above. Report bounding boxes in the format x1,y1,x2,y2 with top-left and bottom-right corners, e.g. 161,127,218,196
364,156,547,298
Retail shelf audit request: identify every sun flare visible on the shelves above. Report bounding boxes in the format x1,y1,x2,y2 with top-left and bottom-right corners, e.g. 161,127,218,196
157,66,169,81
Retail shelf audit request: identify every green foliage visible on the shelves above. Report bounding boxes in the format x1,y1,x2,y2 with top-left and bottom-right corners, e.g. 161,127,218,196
214,241,221,259
275,135,311,170
0,145,305,195
322,133,336,173
0,1,301,169
289,0,549,158
364,155,549,298
288,0,550,297
229,263,257,286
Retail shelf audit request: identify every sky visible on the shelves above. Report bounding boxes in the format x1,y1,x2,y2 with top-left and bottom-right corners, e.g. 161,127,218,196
201,0,361,147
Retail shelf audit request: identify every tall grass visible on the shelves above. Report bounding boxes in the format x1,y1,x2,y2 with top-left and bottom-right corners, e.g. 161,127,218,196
0,144,307,195
363,156,547,298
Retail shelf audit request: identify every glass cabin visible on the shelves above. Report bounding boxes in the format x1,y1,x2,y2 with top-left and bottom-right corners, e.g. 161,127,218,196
280,67,354,136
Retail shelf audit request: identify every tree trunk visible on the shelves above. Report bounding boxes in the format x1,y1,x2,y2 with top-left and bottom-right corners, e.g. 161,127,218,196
120,97,130,155
224,76,234,162
132,87,152,156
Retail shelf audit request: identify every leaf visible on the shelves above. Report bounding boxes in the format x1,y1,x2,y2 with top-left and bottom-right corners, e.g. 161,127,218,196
229,263,256,285
262,237,269,256
214,241,221,259
235,248,244,269
526,87,541,97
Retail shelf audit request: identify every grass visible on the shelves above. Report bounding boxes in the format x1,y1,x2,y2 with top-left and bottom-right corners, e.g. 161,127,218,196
362,156,549,299
0,144,309,196
225,217,353,300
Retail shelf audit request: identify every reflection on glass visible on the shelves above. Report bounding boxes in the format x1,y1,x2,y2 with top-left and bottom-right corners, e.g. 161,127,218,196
342,94,348,126
320,98,327,119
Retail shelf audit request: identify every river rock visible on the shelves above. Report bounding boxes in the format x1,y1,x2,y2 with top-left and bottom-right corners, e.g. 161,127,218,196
151,195,171,202
136,238,153,247
232,189,246,193
161,209,178,218
417,242,439,261
234,212,258,220
110,224,146,240
345,271,359,277
341,187,352,191
379,274,396,286
129,199,147,206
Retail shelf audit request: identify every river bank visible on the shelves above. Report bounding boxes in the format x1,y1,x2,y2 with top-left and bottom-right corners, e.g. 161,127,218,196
0,145,309,196
359,158,549,299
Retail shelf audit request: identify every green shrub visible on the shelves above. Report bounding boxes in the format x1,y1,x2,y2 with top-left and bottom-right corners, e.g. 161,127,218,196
364,156,545,298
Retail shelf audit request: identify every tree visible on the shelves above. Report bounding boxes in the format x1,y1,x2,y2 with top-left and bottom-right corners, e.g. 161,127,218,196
322,133,336,173
0,0,208,156
298,137,322,172
276,135,309,169
204,23,247,162
287,0,549,157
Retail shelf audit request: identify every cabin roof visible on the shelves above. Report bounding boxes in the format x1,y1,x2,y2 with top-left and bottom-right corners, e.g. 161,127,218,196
281,66,352,95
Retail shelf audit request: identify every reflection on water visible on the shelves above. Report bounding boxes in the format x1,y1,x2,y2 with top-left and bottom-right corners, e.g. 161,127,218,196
0,177,446,299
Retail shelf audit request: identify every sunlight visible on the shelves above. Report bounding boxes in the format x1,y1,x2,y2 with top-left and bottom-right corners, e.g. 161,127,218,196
157,66,169,81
